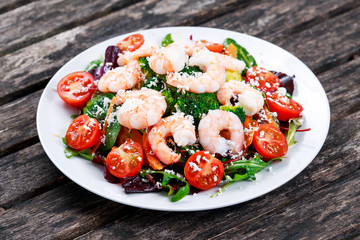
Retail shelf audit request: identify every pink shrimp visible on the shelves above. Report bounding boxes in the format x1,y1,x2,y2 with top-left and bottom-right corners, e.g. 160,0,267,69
217,80,264,116
148,41,189,74
115,89,167,129
117,41,158,66
166,48,226,93
98,60,142,93
198,110,244,155
148,114,196,165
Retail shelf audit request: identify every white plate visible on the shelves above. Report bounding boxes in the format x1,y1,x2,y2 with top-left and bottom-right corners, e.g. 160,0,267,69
37,27,330,211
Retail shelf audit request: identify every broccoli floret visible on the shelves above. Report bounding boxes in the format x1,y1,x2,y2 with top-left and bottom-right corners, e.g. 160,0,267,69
162,89,178,116
138,57,156,79
220,105,246,124
143,75,166,91
180,65,202,75
177,92,220,126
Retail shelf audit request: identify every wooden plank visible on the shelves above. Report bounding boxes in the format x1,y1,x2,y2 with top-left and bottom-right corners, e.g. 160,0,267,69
0,182,136,239
203,1,360,74
209,172,360,240
0,90,41,156
0,143,64,208
320,57,360,122
0,0,36,15
0,0,141,56
203,0,360,43
2,110,359,239
1,0,353,106
275,8,360,74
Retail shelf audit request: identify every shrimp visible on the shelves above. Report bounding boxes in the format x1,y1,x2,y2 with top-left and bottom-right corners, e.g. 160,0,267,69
115,89,167,129
213,52,246,72
166,48,226,93
217,80,264,116
148,114,196,165
198,110,244,155
98,60,141,93
117,41,158,66
148,41,188,74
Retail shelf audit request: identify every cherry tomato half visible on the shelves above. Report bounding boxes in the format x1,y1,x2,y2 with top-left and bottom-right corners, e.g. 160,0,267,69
246,66,280,92
106,140,144,178
57,71,96,107
116,34,144,52
117,127,144,147
266,92,303,121
253,124,288,160
200,40,224,53
184,151,224,190
66,115,101,150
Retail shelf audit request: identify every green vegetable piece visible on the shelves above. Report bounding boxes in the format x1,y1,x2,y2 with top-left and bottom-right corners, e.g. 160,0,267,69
220,105,246,124
83,93,121,151
78,148,95,161
138,57,156,79
224,154,271,181
83,93,115,121
143,75,166,92
139,169,190,202
179,65,201,75
177,91,220,126
223,38,257,75
171,184,190,202
161,33,174,47
212,155,271,197
285,92,293,99
64,146,79,158
100,121,122,152
161,89,177,115
85,58,104,72
63,137,94,161
287,117,303,146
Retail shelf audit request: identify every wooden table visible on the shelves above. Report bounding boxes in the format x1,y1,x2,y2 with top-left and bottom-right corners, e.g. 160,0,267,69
1,0,359,239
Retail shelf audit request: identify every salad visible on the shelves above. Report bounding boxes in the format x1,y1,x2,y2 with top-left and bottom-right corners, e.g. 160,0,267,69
57,32,309,202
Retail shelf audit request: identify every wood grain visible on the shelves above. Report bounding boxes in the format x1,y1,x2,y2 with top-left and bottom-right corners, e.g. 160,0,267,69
0,0,246,105
203,0,360,43
0,0,141,56
0,143,64,208
1,109,359,239
320,57,360,122
205,2,360,74
0,0,36,14
209,171,360,240
0,182,136,239
0,90,42,156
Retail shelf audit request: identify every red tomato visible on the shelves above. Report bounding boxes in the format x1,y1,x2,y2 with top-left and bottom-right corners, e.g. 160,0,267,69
66,115,101,150
106,140,144,178
57,71,95,107
116,34,144,52
266,92,303,121
184,151,224,190
246,66,280,92
253,124,288,160
200,40,224,53
117,127,144,147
